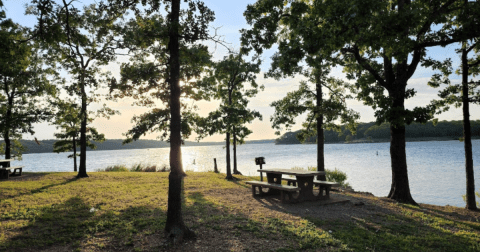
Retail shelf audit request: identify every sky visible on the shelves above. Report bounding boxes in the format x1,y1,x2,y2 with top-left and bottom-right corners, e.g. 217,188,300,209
3,0,479,142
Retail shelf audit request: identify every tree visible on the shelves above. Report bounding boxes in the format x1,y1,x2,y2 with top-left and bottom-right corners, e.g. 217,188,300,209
425,1,480,210
269,62,358,180
198,53,263,179
29,1,123,178
243,0,480,204
0,20,56,160
107,0,216,242
51,98,105,172
241,1,358,181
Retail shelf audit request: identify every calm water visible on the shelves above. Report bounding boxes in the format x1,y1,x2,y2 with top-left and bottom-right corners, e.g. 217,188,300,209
8,140,480,207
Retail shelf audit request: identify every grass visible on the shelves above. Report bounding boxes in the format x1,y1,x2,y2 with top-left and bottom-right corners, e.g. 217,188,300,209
99,163,170,172
1,172,479,251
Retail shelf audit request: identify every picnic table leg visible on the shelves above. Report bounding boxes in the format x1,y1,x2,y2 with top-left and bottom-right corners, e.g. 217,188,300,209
0,169,9,179
261,173,282,195
295,176,316,201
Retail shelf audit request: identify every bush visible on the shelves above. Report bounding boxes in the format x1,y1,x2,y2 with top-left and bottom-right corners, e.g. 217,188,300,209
306,166,350,187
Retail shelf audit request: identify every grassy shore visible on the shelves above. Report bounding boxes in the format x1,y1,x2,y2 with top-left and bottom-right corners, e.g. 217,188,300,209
1,172,479,251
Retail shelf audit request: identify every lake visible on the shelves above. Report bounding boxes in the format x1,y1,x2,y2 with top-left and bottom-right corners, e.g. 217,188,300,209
8,140,480,207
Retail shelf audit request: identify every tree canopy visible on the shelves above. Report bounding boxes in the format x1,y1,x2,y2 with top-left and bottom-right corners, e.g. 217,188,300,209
0,20,57,159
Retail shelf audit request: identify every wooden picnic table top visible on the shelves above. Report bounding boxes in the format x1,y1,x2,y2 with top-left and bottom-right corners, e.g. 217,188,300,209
0,159,15,162
257,168,325,177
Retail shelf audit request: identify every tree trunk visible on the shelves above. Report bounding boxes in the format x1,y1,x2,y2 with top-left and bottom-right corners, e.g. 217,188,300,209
164,0,195,243
225,132,233,180
4,133,10,161
4,87,12,160
77,77,88,178
387,95,416,204
73,135,77,172
462,47,477,210
315,72,326,181
233,128,241,175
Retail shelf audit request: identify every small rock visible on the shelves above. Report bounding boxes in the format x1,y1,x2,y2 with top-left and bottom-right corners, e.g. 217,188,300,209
354,201,365,206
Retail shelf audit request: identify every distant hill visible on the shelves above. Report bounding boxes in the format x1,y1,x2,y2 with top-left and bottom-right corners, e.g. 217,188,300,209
0,138,275,154
275,120,480,144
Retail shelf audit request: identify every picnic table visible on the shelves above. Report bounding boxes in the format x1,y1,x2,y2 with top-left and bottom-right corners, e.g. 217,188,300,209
0,159,23,179
246,168,337,203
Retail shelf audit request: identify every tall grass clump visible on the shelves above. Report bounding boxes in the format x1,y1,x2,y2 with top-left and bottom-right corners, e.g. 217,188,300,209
130,163,158,172
99,163,170,172
103,165,129,172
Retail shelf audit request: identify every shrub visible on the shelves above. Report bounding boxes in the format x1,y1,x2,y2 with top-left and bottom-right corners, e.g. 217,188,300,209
307,166,350,187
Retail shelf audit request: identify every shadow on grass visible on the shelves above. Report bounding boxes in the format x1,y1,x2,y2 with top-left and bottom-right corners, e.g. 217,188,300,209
1,196,168,251
247,191,480,252
1,176,78,201
3,188,479,251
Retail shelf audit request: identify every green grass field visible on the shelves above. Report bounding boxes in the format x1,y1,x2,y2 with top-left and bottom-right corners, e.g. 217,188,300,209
1,172,479,251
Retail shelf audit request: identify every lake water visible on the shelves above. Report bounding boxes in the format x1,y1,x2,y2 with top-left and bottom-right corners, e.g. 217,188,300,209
7,140,480,207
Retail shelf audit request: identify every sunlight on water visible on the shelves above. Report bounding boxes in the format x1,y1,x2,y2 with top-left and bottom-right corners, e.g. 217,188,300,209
10,140,480,207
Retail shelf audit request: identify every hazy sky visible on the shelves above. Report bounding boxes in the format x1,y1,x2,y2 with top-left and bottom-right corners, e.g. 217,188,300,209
3,0,478,142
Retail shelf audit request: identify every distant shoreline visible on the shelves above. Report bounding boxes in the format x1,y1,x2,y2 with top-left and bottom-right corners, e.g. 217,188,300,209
275,136,480,145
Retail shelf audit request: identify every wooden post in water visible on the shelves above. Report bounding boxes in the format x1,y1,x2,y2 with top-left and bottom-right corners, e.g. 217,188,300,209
213,158,219,173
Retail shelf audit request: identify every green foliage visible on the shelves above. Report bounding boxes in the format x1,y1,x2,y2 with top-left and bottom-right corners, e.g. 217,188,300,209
241,1,358,143
108,0,215,144
325,168,350,188
196,53,263,143
276,120,480,144
51,98,105,163
0,20,57,159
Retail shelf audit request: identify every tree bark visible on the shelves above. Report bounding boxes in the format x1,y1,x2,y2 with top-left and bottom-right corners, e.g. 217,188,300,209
233,128,241,175
4,133,10,161
387,94,416,204
164,0,195,242
461,47,477,210
315,72,326,181
4,83,12,160
73,135,77,172
225,132,233,179
77,75,88,178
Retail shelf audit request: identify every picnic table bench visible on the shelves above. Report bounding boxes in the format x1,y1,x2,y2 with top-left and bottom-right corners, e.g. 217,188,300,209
282,177,340,199
246,168,331,203
245,181,300,203
0,159,23,179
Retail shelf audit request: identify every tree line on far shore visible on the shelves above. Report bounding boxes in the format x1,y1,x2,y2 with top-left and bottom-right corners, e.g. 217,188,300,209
275,120,480,145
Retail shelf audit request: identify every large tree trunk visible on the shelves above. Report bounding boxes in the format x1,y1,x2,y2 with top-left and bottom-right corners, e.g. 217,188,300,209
77,79,88,178
164,0,195,243
461,47,477,210
225,132,233,179
387,95,416,204
315,72,326,181
73,135,77,172
4,88,12,160
4,133,10,160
